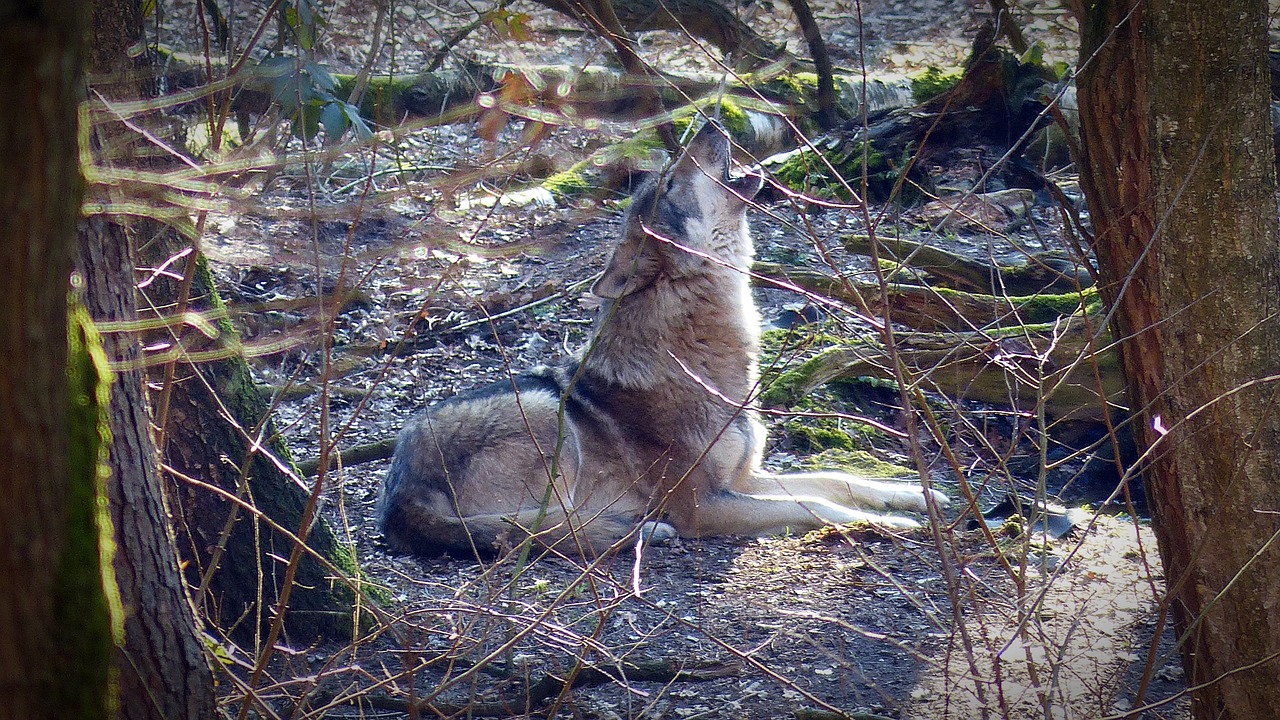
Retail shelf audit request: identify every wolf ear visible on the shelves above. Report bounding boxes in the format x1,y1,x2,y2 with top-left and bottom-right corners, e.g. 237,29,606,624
592,237,660,299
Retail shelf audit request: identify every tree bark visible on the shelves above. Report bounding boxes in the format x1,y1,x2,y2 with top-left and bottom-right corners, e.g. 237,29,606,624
1073,1,1280,716
142,244,360,643
0,3,111,718
785,0,838,129
85,0,221,717
78,220,220,720
532,0,784,69
89,0,360,646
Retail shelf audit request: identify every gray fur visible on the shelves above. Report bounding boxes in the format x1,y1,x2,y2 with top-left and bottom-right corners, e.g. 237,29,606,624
379,121,947,558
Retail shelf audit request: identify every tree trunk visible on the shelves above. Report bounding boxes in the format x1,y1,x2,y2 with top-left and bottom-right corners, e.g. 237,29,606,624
532,0,784,68
85,0,220,717
77,218,221,718
0,3,112,718
785,0,838,129
89,0,360,646
143,244,360,643
1073,1,1280,716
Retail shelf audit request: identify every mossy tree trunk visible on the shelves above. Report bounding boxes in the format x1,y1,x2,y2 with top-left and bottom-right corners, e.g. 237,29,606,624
77,216,219,719
84,0,220,717
1073,0,1280,717
143,248,360,642
0,3,115,718
89,0,358,650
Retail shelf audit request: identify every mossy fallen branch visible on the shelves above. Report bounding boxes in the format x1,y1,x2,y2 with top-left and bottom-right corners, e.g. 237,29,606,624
754,260,1097,333
842,234,1094,296
758,316,1124,425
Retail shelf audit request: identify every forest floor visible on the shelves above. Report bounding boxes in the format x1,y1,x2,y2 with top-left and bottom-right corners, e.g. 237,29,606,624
159,0,1190,717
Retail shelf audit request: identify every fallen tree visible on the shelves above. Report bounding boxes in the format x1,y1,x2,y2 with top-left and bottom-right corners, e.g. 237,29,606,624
763,23,1054,202
840,235,1094,297
758,315,1124,427
754,261,1096,334
153,46,914,153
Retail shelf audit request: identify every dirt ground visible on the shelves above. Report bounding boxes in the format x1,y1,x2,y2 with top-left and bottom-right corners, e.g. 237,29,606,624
157,0,1190,717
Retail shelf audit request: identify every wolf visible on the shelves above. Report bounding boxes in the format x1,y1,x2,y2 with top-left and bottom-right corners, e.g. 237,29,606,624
378,120,947,558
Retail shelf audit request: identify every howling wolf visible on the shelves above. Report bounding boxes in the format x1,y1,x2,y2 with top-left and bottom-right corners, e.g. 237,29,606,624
379,121,946,557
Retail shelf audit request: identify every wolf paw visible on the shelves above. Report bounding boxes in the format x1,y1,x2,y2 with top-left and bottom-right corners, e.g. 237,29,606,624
871,513,924,530
882,484,949,513
639,520,678,545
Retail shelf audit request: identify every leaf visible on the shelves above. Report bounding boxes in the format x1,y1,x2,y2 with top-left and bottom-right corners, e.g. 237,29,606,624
291,102,322,141
320,101,346,140
343,103,373,141
257,55,297,79
307,61,337,93
486,9,533,41
1019,42,1046,67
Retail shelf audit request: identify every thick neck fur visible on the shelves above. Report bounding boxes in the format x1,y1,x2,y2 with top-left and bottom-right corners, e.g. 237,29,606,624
582,217,760,407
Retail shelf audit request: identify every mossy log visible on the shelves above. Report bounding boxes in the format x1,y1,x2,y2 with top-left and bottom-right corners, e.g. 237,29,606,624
764,24,1053,202
759,316,1125,426
840,235,1094,296
754,261,1095,333
154,47,913,153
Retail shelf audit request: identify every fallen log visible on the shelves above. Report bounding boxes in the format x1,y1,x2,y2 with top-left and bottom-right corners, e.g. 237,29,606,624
759,316,1125,426
150,46,913,150
754,261,1096,333
763,23,1054,202
841,234,1094,296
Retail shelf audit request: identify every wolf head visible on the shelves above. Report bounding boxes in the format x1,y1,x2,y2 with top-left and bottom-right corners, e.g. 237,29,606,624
593,120,762,299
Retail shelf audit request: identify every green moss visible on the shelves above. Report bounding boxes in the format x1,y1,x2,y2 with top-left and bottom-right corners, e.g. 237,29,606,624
786,415,857,451
910,66,964,103
335,72,427,124
333,539,391,612
756,71,820,103
541,160,594,198
757,324,912,476
801,448,913,478
58,300,123,716
770,139,927,204
713,97,751,137
1009,286,1099,321
759,344,848,407
673,97,751,138
759,326,888,450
